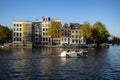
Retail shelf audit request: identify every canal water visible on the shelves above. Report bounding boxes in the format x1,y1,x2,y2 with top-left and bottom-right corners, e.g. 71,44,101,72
0,45,120,80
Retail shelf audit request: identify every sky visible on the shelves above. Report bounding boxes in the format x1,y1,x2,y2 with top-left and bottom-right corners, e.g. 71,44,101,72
0,0,120,36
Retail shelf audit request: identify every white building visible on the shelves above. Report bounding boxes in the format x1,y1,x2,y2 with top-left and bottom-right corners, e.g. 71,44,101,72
12,20,32,46
70,23,86,45
41,17,51,45
40,16,61,45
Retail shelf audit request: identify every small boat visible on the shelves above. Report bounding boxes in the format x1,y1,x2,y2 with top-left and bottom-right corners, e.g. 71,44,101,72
59,50,88,58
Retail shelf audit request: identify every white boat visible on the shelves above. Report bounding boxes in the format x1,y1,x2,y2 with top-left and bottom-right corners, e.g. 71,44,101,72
59,50,88,58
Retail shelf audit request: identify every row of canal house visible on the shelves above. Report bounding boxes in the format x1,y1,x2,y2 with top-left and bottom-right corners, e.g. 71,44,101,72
12,16,86,46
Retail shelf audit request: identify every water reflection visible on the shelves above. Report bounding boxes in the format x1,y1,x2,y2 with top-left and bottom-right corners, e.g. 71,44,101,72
0,45,120,79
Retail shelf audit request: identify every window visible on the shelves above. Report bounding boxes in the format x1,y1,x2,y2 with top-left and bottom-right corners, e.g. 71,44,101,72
49,38,50,42
43,38,45,41
17,38,19,41
36,34,38,36
20,24,22,27
43,33,45,36
43,28,45,31
76,40,78,43
17,33,18,36
20,33,21,36
72,40,74,43
65,38,66,41
14,33,16,36
17,24,19,27
14,24,16,27
20,38,21,41
14,38,15,41
68,38,70,41
20,28,21,31
46,28,48,31
72,31,74,33
36,38,38,40
76,35,78,38
46,38,48,41
76,31,78,33
14,28,16,31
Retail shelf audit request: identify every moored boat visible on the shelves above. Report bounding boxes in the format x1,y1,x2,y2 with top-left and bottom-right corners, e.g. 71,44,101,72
59,50,88,58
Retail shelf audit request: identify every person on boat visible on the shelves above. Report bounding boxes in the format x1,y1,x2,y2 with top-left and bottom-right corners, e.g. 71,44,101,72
80,49,84,53
67,49,70,52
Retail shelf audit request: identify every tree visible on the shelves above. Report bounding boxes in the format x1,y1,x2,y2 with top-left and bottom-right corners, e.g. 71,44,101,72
79,22,92,39
0,25,12,43
47,21,61,45
92,22,109,43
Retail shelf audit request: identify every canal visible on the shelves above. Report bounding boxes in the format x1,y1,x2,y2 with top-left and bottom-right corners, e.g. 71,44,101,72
0,45,120,79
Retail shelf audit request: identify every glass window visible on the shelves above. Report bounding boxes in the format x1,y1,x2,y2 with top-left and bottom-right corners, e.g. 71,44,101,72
20,33,21,36
72,40,74,43
43,28,45,31
43,38,45,41
20,38,21,41
20,24,22,27
36,38,38,40
76,35,78,38
17,33,18,36
43,33,45,36
65,38,66,41
14,24,16,27
14,33,16,36
14,28,16,31
76,40,78,43
46,38,48,41
20,28,21,31
14,38,15,41
17,24,19,27
17,38,19,41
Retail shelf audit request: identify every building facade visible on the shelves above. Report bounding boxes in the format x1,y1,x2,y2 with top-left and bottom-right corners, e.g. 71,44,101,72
32,16,61,45
41,16,51,45
70,23,86,45
51,19,61,45
12,17,86,47
32,21,42,44
61,23,71,45
12,21,32,46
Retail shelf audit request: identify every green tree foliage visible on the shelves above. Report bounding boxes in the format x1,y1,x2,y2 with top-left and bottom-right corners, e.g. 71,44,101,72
79,22,109,44
0,25,12,43
79,22,92,38
92,22,109,43
47,21,61,45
